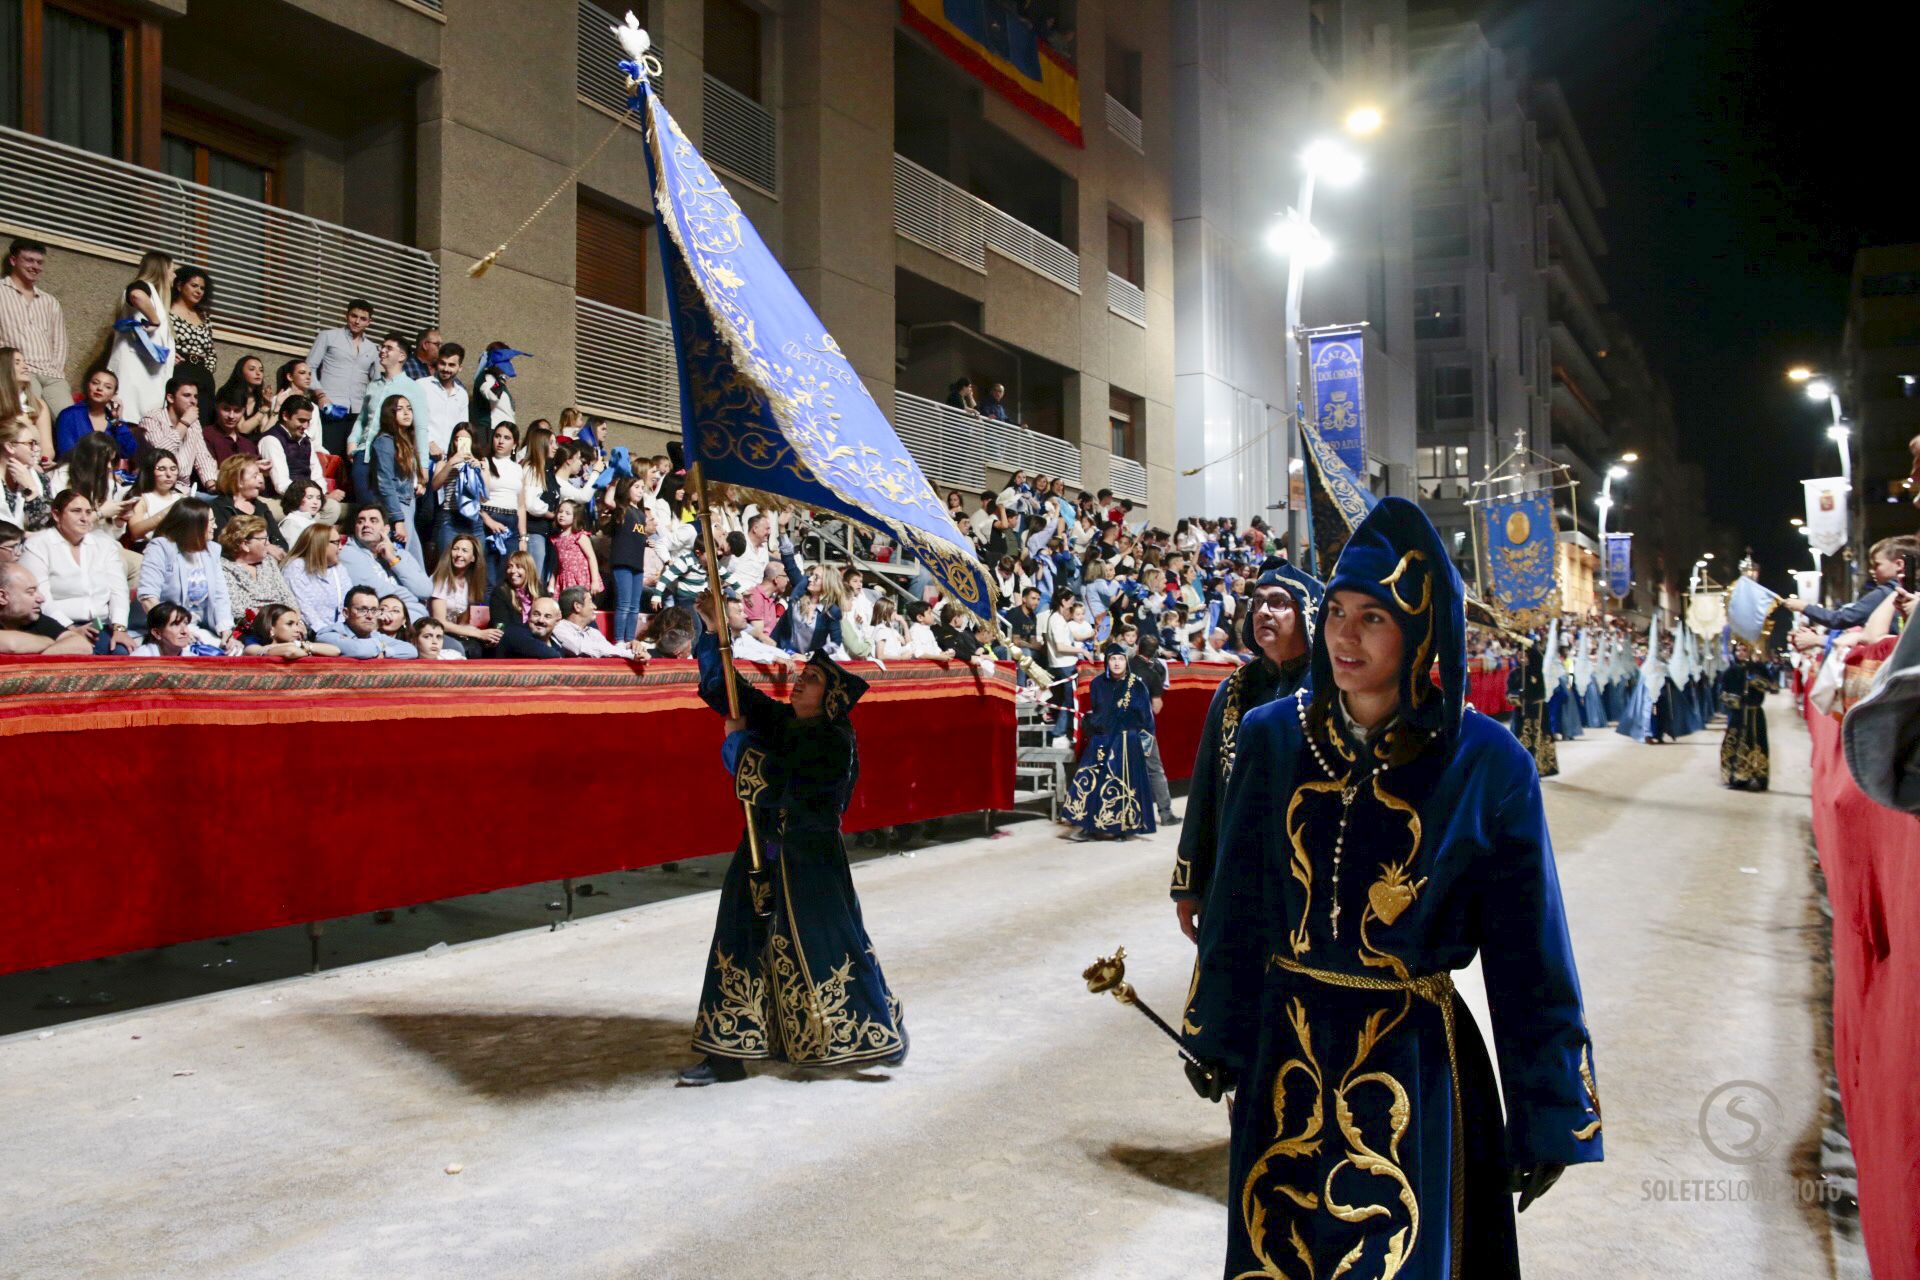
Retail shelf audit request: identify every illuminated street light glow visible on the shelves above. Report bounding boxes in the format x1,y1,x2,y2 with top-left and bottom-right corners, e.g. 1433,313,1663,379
1619,451,1639,463
1343,105,1385,136
1827,423,1851,442
1266,215,1333,267
1789,517,1804,526
1787,366,1814,382
1805,378,1834,401
1606,465,1628,480
1301,139,1363,187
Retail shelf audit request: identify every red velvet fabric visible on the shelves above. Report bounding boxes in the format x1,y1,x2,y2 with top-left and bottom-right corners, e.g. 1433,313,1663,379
0,657,1016,976
1806,690,1920,1279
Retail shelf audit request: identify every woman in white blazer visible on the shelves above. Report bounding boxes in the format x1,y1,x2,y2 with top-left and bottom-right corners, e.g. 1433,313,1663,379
22,489,130,630
137,497,235,646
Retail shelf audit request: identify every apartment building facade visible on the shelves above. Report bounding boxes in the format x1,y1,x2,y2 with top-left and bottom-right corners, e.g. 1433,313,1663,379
2,0,1180,519
1172,0,1418,531
1840,243,1920,557
1405,14,1551,581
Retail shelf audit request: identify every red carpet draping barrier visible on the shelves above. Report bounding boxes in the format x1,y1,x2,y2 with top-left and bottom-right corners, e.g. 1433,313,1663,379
0,657,1018,976
1805,647,1920,1280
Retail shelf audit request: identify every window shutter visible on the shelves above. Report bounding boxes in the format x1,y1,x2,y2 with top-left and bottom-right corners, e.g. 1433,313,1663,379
576,199,648,314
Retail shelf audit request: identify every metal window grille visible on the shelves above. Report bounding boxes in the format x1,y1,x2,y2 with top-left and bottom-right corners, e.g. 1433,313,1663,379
577,1,660,117
701,74,777,195
574,296,680,432
1104,94,1143,153
0,123,437,351
892,391,987,491
1106,272,1146,327
1108,455,1148,502
893,153,1080,294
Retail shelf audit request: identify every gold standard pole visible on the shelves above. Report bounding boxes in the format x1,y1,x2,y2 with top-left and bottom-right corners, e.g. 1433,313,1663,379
691,464,768,886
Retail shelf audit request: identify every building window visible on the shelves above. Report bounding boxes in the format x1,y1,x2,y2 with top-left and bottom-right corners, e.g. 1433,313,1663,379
2,0,158,162
577,196,651,314
1105,39,1141,114
161,103,282,203
1414,284,1464,340
1432,364,1473,419
1413,126,1461,183
1109,387,1142,462
704,0,762,102
1309,0,1342,74
1106,210,1142,287
1414,203,1469,260
1416,444,1471,499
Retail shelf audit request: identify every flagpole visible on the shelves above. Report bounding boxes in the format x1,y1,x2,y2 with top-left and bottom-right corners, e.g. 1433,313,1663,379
691,463,770,899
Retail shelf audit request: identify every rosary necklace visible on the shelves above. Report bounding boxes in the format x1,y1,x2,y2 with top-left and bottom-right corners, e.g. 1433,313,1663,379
1297,697,1389,940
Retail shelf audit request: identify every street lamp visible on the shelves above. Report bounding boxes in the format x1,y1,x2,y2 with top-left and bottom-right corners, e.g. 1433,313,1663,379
1273,113,1378,537
1785,367,1852,488
1596,456,1633,542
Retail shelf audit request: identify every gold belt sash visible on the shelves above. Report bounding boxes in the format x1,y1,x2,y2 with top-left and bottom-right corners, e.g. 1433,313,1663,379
1271,956,1467,1280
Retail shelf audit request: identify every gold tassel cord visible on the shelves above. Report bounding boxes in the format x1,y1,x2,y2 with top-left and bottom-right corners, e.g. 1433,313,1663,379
468,103,639,279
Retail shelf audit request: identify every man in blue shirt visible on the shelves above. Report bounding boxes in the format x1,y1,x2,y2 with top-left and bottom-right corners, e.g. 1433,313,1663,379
402,327,441,381
978,382,1011,422
305,299,378,459
338,504,433,622
1783,536,1914,630
319,585,420,659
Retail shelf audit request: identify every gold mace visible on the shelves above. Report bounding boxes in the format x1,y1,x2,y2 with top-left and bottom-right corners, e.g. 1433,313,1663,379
1083,948,1205,1068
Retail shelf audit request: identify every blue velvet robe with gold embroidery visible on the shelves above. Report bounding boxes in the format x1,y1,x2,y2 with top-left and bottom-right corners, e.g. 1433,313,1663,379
1718,661,1775,790
1184,698,1602,1280
1172,656,1309,904
1061,671,1157,837
689,634,905,1065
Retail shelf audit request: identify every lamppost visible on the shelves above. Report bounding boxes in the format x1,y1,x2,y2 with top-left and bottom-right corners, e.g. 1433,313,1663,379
1269,106,1381,543
1594,452,1637,542
1787,365,1858,587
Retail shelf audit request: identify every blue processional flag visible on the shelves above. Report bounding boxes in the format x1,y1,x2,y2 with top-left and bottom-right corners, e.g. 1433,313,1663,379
1307,328,1367,479
1482,490,1557,625
619,24,994,617
1603,532,1633,600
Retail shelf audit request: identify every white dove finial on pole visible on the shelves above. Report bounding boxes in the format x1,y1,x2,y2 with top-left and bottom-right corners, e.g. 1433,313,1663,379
613,13,662,82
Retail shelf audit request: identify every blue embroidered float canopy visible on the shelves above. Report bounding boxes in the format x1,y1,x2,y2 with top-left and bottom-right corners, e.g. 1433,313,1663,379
626,49,995,617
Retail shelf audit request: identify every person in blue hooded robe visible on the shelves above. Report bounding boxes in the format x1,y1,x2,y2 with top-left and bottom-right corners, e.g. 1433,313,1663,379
1061,642,1158,840
677,617,906,1086
1171,563,1323,940
1182,498,1602,1280
1718,644,1776,790
1507,639,1559,777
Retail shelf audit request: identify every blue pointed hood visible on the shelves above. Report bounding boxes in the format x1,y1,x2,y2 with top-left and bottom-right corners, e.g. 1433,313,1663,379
1312,497,1466,740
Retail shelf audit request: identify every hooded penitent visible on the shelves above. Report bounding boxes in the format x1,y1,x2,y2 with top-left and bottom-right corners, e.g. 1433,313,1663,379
1310,496,1467,742
1239,562,1326,653
806,648,870,722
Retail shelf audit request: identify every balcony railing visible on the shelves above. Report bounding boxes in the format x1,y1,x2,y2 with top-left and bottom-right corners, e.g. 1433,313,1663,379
1108,455,1148,503
1106,272,1146,327
892,392,987,492
577,1,659,117
0,124,437,353
1104,94,1143,153
892,154,1081,294
701,74,777,195
893,390,1084,488
574,297,680,432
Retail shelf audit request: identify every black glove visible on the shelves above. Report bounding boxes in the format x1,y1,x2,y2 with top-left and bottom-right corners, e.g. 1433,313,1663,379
1510,1162,1566,1213
1184,1057,1232,1103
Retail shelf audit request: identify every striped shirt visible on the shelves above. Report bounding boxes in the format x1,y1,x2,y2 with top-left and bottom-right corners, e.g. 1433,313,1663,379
0,275,68,380
139,410,221,490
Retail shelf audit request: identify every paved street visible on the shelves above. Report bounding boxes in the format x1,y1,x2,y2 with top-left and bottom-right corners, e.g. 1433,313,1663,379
0,700,1848,1279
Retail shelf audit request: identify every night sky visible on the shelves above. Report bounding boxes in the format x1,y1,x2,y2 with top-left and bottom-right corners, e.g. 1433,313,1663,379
1482,0,1917,582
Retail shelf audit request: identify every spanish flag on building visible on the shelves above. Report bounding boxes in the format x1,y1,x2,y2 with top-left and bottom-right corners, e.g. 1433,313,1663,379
901,0,1084,147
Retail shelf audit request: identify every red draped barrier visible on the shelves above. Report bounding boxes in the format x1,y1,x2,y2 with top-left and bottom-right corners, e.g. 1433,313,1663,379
1806,681,1920,1280
0,657,1017,976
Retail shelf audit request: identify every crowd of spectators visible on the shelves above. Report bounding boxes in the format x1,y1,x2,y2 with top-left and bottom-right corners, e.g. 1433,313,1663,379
2,236,1300,680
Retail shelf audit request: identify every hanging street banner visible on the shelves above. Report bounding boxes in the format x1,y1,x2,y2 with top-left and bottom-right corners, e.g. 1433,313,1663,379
1482,490,1558,625
1307,328,1367,479
619,21,994,616
1299,416,1377,580
1802,477,1848,556
1603,532,1633,600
